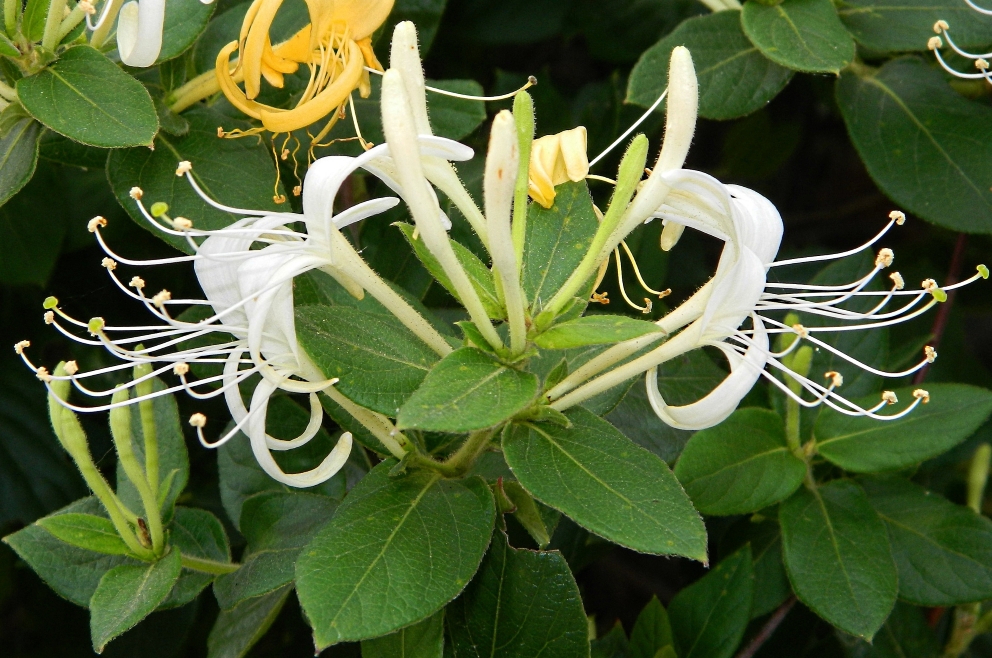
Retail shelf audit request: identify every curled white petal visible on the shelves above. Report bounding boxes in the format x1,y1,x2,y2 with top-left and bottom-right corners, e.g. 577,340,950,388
117,0,166,68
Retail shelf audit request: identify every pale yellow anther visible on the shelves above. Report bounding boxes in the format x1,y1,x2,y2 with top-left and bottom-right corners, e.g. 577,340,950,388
64,360,79,376
280,149,290,161
889,210,906,225
792,324,809,339
825,371,843,388
43,311,54,324
642,299,653,314
36,367,52,382
78,0,95,14
176,161,193,176
890,272,905,290
14,340,30,355
976,58,989,71
130,276,146,290
173,217,193,230
925,345,937,363
882,390,898,405
934,19,949,33
129,187,143,200
173,363,190,376
88,216,107,232
152,290,172,308
189,413,207,428
528,127,590,208
101,257,117,271
590,291,610,304
875,248,894,268
913,389,931,404
293,185,302,197
922,278,939,293
928,36,943,51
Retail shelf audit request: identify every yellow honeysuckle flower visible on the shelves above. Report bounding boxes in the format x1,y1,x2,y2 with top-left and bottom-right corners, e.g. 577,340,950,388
215,0,393,135
527,126,589,208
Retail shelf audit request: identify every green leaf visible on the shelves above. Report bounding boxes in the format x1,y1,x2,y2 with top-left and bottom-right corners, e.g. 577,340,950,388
362,609,444,658
21,0,48,42
837,0,992,53
503,407,707,560
446,530,589,658
295,461,495,647
502,480,554,548
629,596,674,658
521,180,599,312
0,32,16,57
861,477,992,606
534,315,664,350
17,46,158,148
36,513,129,556
156,0,215,63
591,623,629,658
628,11,793,121
2,497,131,607
163,507,232,609
378,0,448,54
296,304,442,416
0,118,40,206
779,480,896,639
669,545,754,658
214,491,336,610
840,602,940,658
89,549,183,652
835,57,992,233
207,585,291,658
106,106,283,253
397,347,539,432
741,0,855,74
675,408,805,516
38,130,109,168
747,519,791,618
397,222,503,319
0,161,67,286
815,384,992,472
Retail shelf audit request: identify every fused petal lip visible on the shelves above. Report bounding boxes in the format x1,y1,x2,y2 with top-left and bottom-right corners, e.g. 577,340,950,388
117,0,166,68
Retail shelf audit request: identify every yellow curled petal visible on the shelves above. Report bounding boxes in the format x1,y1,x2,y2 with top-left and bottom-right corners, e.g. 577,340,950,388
259,39,364,133
271,24,311,63
331,0,394,40
357,36,383,71
528,134,562,208
216,40,264,120
260,63,285,88
243,0,285,99
558,126,589,182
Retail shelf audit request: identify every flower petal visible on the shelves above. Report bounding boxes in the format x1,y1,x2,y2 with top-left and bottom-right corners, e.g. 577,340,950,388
117,0,166,68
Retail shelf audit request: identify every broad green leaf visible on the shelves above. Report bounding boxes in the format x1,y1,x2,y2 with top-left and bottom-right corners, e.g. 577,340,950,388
591,623,630,658
675,408,805,516
207,585,291,658
0,32,16,57
423,79,487,140
446,530,589,658
835,57,992,233
669,545,754,658
2,497,131,607
629,596,674,658
397,222,503,319
155,0,215,63
0,163,67,286
296,304,441,416
17,46,158,148
21,0,48,42
115,378,188,522
741,0,855,74
0,118,40,206
628,11,792,120
214,491,336,610
503,480,555,548
89,549,183,652
503,407,707,560
521,180,599,311
749,520,791,618
39,130,109,168
397,347,539,432
217,395,350,527
107,106,283,253
362,609,444,658
840,602,940,658
862,477,992,606
534,315,664,350
815,384,992,472
837,0,992,53
163,507,232,609
296,461,495,647
779,480,896,639
36,513,129,556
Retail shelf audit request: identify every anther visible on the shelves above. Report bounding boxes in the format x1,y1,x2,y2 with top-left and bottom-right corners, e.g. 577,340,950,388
152,290,172,308
64,360,79,376
925,345,937,363
889,272,905,290
88,216,107,232
882,390,898,405
129,187,143,200
281,148,290,160
590,291,610,304
189,413,207,428
528,75,538,86
922,279,948,301
913,389,931,404
928,36,943,50
792,324,809,338
175,161,192,176
979,264,989,279
825,371,843,388
978,59,990,71
129,276,146,290
173,217,193,230
44,311,54,324
14,340,30,355
78,0,95,14
101,257,117,270
43,296,58,309
173,363,189,376
88,317,105,335
888,210,906,225
642,299,653,314
36,367,52,382
274,194,287,204
658,288,672,299
875,248,894,268
293,185,302,197
934,19,949,33
217,127,224,138
150,202,169,217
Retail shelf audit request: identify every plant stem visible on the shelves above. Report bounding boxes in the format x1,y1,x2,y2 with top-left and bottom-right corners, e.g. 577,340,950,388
134,363,159,505
734,596,796,658
0,79,17,102
41,0,67,50
413,428,496,478
943,603,982,658
168,69,225,113
89,0,124,49
180,553,240,575
968,443,991,514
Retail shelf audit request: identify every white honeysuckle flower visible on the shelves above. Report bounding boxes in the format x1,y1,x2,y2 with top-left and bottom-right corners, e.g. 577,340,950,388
929,12,992,84
86,0,215,68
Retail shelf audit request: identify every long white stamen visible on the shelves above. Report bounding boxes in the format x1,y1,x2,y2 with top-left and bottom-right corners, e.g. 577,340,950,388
589,88,668,168
770,219,898,268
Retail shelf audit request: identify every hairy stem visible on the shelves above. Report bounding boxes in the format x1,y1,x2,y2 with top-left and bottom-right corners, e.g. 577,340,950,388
181,553,240,575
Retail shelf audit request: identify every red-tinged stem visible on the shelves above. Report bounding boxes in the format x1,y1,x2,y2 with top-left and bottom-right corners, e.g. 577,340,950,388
734,596,797,658
914,233,968,385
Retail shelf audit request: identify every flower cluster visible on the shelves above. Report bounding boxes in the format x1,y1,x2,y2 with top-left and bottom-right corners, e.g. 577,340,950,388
928,1,992,83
